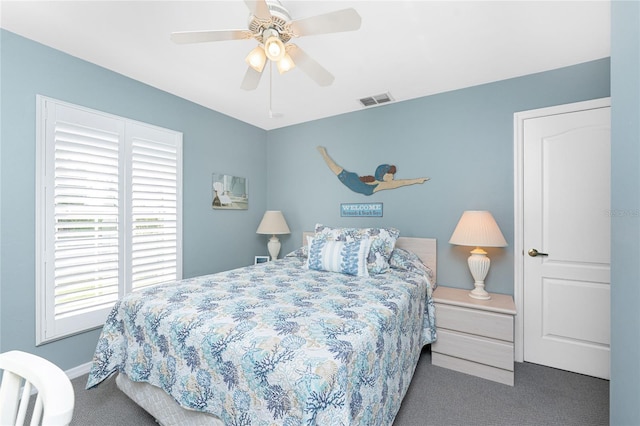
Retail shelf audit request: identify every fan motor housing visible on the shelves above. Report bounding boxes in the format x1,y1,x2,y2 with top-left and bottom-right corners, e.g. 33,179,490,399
248,0,292,43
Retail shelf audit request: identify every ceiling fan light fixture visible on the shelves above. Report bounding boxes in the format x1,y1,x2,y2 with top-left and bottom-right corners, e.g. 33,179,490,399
265,36,285,61
173,2,363,90
277,53,295,74
263,29,285,62
245,46,266,72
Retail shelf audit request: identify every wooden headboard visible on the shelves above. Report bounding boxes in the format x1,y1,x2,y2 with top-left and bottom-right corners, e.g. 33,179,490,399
302,232,437,284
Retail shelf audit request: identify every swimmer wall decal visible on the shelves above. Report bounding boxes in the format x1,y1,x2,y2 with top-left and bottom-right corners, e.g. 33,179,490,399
317,146,429,196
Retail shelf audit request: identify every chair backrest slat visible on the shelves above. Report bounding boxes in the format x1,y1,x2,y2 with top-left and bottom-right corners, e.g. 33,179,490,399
16,380,32,425
0,370,23,424
0,351,74,426
29,394,44,426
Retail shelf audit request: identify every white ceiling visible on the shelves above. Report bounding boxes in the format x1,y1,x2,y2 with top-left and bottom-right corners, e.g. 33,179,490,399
1,1,610,130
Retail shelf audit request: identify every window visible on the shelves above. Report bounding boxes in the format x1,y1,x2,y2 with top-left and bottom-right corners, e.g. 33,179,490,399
35,96,182,344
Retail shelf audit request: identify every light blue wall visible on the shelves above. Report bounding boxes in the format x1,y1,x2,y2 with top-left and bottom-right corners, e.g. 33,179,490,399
266,59,610,295
0,30,268,369
3,19,633,424
610,1,640,424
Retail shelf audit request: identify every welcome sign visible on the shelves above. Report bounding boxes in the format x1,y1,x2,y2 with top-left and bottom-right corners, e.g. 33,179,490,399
340,203,383,217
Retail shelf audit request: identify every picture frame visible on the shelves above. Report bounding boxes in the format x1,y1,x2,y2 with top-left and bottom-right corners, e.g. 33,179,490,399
254,256,270,265
212,173,248,210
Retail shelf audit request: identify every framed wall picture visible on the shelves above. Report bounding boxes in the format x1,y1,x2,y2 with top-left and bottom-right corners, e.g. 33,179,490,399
212,173,248,210
254,256,270,265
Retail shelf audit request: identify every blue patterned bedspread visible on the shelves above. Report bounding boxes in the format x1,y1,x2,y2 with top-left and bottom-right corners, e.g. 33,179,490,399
87,250,436,425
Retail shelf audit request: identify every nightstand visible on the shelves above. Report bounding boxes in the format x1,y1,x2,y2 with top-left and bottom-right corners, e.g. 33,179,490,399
431,286,516,386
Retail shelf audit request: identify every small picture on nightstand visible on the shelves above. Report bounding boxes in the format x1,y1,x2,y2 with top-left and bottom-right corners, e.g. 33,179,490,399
254,256,270,265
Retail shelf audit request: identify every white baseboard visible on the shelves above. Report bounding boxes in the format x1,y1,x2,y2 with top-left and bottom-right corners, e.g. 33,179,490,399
66,361,93,380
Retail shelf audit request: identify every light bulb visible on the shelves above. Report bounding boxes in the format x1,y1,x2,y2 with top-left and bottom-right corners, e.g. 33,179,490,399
268,41,281,58
264,35,285,61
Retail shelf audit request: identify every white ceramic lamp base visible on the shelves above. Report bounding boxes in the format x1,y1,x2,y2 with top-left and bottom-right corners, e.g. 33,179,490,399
267,235,281,261
467,248,492,300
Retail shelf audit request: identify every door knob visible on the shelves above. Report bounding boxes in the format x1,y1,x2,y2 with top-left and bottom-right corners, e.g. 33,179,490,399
528,248,549,257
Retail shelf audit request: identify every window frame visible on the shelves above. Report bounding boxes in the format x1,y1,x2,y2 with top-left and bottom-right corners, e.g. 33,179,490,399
35,96,183,345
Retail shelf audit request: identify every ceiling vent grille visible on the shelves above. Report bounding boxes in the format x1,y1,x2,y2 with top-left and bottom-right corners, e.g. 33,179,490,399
359,92,394,107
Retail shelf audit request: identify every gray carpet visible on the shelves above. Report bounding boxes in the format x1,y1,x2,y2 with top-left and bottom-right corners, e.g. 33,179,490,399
70,348,609,425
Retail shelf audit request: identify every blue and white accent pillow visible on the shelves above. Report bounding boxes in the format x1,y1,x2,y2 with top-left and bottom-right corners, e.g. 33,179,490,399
314,224,400,274
306,236,371,277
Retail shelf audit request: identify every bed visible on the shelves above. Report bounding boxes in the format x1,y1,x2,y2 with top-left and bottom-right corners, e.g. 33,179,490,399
86,226,437,425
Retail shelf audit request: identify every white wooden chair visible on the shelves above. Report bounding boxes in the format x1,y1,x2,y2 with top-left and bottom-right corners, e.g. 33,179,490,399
0,350,74,425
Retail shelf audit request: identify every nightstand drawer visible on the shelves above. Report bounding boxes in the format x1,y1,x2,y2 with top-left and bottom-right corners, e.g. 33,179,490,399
432,353,514,386
432,329,514,371
435,303,514,342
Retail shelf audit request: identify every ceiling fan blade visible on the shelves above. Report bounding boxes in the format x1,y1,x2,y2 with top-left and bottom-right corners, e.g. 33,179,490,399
241,66,264,91
287,45,334,87
289,8,361,37
170,29,252,44
244,0,271,20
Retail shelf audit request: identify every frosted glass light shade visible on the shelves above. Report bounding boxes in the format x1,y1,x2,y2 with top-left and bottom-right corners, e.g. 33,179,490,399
277,53,295,74
245,46,267,72
263,30,285,62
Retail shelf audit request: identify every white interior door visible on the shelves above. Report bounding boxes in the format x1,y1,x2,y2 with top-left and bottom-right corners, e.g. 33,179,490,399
522,102,610,379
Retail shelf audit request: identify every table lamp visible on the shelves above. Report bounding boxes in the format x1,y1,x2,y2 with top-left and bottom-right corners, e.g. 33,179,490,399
449,210,507,300
256,210,290,260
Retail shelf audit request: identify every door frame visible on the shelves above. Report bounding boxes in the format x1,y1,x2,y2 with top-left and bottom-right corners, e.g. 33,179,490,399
513,97,611,362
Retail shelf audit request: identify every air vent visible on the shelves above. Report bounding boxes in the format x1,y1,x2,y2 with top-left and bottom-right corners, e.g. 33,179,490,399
359,92,394,107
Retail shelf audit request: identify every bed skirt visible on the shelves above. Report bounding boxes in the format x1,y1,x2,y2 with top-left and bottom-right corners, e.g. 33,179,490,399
115,373,223,426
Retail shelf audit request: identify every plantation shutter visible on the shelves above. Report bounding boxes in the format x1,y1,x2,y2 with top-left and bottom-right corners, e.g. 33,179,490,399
128,124,181,292
36,97,182,344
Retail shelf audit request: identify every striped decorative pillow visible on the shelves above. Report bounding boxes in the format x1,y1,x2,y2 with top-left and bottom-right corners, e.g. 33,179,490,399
313,224,400,274
306,236,371,277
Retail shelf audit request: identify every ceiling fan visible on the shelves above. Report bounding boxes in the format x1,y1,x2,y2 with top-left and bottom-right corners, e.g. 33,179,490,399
170,0,361,90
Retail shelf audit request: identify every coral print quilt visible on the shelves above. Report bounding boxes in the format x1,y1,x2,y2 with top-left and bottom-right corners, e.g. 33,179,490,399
87,251,435,425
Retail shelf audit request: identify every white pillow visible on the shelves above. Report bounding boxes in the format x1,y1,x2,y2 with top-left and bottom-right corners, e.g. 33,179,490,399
306,236,371,277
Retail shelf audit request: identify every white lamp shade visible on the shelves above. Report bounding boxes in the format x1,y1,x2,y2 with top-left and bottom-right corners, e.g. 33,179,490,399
256,211,290,235
277,53,295,74
265,37,284,60
263,28,285,62
245,46,267,72
449,210,507,248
